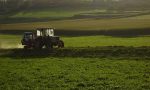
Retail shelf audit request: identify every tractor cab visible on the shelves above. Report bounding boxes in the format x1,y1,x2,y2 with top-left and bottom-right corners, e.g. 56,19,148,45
21,28,64,49
36,28,54,37
36,28,60,42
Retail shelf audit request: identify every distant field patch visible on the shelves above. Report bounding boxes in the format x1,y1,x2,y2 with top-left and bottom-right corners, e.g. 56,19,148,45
1,10,150,24
1,17,150,30
126,14,150,19
11,9,106,18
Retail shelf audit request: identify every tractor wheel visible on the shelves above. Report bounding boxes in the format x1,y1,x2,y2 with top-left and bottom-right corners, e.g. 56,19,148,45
24,46,27,49
58,40,64,48
24,46,29,49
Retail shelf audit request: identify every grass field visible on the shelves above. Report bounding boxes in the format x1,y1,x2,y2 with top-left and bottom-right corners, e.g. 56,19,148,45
0,33,150,89
0,56,150,90
0,10,150,89
11,9,107,18
0,34,150,89
0,34,150,49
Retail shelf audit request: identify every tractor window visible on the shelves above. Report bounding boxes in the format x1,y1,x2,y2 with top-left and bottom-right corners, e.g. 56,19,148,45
46,29,54,36
37,30,43,36
37,30,41,36
24,34,33,39
29,35,33,39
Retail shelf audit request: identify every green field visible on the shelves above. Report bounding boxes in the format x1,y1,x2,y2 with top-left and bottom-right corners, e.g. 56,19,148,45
11,9,107,18
0,35,150,49
0,9,150,89
0,33,150,89
0,56,150,90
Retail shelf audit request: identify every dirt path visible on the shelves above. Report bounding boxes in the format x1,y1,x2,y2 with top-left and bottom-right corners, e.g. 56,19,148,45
0,43,23,49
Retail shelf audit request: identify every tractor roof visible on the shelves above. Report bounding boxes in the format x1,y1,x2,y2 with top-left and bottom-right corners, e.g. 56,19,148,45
36,28,53,30
24,32,33,34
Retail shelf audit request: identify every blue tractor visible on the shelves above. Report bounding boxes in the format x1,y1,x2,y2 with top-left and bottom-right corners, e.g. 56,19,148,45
21,28,64,49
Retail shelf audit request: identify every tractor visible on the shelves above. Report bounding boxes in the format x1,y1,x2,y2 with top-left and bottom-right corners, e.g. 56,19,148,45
21,28,64,49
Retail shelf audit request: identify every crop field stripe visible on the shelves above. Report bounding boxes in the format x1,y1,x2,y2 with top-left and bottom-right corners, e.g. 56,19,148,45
0,35,150,49
0,17,150,30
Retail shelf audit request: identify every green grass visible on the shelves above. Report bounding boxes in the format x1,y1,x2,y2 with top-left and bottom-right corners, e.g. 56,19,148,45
63,36,150,47
11,10,78,18
0,34,150,89
0,35,150,49
11,9,106,18
0,57,150,89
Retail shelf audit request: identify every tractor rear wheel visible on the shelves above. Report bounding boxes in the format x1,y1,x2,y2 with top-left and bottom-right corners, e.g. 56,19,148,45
24,46,28,49
58,40,64,48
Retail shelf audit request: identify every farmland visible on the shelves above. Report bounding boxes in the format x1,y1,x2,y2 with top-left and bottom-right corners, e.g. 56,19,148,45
0,35,150,49
0,8,150,89
1,14,150,30
0,55,150,90
0,33,150,89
